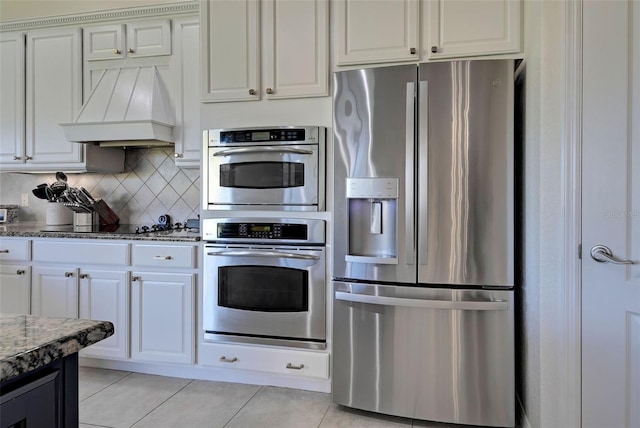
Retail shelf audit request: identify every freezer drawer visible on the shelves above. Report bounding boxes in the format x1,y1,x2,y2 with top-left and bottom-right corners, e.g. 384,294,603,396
332,282,514,427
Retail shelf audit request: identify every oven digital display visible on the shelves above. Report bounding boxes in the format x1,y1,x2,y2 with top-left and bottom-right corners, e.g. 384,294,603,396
251,131,270,141
250,225,271,232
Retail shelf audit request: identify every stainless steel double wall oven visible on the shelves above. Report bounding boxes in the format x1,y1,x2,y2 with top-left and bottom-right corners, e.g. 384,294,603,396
202,126,326,211
202,218,326,350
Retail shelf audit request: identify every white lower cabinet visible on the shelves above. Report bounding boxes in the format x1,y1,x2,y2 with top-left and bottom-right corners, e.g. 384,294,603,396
199,342,330,380
131,271,194,364
0,265,31,315
31,266,79,318
79,270,129,360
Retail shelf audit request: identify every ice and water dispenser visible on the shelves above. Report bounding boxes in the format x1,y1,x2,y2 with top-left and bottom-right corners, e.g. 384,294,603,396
345,177,399,265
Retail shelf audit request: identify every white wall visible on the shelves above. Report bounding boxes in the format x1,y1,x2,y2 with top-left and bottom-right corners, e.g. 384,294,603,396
520,0,573,426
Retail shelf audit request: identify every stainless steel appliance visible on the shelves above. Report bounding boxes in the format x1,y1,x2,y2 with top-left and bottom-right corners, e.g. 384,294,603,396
202,218,326,350
202,126,325,211
332,60,515,427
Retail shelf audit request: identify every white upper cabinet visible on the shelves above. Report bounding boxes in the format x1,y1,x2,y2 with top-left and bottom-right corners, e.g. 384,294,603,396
84,19,171,60
424,0,521,59
262,0,328,99
334,0,521,66
0,32,25,165
200,0,328,102
334,0,419,66
26,27,84,167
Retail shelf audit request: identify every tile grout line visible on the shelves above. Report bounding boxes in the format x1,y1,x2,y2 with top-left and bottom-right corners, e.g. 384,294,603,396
315,398,333,428
125,378,196,428
221,385,264,428
79,370,134,403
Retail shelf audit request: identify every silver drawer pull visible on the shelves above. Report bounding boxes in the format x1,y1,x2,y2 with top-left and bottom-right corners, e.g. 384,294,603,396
219,356,238,363
153,255,173,260
286,363,304,370
0,250,9,253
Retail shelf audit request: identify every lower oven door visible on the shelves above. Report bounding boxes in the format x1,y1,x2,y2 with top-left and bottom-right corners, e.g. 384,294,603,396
203,244,326,348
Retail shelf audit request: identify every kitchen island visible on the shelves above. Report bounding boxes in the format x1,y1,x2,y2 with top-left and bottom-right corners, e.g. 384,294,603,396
0,313,113,427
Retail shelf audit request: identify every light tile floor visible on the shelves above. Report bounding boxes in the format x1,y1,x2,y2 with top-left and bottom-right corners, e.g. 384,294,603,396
78,367,483,428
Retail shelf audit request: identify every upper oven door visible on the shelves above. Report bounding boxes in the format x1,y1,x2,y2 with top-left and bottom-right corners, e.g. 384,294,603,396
203,244,326,341
206,144,320,210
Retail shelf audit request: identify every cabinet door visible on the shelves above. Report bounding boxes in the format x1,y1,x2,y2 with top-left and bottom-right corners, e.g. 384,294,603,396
131,272,194,364
263,0,328,99
0,32,25,165
31,266,78,318
25,27,83,167
79,270,129,359
200,0,260,102
334,0,419,65
83,24,125,60
425,0,521,59
0,265,30,315
172,17,201,166
126,19,171,57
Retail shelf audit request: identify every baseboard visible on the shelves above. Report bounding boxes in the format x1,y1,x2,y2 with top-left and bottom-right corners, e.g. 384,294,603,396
517,394,531,428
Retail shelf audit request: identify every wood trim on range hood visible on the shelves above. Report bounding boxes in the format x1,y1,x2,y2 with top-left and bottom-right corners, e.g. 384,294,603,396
60,66,174,147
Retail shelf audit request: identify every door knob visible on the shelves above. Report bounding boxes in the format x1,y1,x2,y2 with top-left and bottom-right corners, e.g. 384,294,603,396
590,245,634,265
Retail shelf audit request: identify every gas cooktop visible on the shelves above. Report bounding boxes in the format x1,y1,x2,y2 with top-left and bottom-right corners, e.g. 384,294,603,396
41,222,188,235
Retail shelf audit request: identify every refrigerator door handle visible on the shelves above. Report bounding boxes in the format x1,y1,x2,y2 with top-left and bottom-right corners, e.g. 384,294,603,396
335,291,508,311
418,80,429,267
405,82,416,265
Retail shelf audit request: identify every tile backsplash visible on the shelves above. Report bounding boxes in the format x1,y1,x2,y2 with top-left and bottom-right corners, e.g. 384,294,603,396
0,148,200,225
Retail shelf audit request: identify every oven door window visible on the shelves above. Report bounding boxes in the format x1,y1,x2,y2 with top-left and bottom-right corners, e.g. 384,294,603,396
220,162,304,189
218,265,309,312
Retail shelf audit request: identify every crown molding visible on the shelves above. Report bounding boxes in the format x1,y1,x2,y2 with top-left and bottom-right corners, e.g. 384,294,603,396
0,1,198,31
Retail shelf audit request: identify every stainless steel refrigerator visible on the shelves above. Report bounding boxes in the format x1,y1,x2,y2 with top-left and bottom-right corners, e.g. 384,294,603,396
332,60,515,427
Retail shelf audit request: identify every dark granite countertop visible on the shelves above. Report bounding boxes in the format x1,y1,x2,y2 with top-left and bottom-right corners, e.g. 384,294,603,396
0,313,114,382
0,222,201,242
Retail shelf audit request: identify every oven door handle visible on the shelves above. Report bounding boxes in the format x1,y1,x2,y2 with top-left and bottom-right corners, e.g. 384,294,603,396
206,250,320,260
213,147,314,157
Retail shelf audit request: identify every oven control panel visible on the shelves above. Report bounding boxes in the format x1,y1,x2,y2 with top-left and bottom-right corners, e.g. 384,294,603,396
218,222,307,240
220,128,306,143
202,218,325,245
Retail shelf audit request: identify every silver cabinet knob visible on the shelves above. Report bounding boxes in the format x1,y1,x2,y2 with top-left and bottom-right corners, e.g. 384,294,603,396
25,156,33,161
132,276,141,282
79,273,89,279
409,47,416,54
127,48,134,54
13,156,21,160
266,88,274,95
65,272,74,277
114,49,121,55
174,153,184,158
590,245,634,265
249,89,257,96
431,46,438,53
16,269,25,275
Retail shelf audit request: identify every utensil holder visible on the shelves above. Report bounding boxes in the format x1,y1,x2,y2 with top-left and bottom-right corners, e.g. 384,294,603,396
46,202,73,225
74,212,98,227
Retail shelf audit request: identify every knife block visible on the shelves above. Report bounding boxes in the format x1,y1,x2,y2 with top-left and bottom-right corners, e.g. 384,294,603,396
46,202,73,225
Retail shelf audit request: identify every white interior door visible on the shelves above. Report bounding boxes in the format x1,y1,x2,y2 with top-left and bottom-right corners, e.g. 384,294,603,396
582,1,640,427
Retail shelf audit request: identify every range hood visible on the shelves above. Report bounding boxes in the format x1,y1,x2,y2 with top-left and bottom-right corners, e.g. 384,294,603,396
60,66,174,147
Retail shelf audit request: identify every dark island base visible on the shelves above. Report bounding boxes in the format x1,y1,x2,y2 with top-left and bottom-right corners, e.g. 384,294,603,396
0,353,78,428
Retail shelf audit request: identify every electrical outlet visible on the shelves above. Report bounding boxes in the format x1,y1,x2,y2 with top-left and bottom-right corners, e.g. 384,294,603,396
21,194,29,207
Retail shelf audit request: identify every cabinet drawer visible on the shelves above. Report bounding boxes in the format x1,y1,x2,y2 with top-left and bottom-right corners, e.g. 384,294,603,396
199,343,329,379
132,244,196,269
0,239,30,261
32,241,129,265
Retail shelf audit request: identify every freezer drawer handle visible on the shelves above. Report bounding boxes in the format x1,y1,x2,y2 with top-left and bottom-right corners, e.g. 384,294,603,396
335,291,508,311
345,255,398,265
213,147,313,157
207,250,320,261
